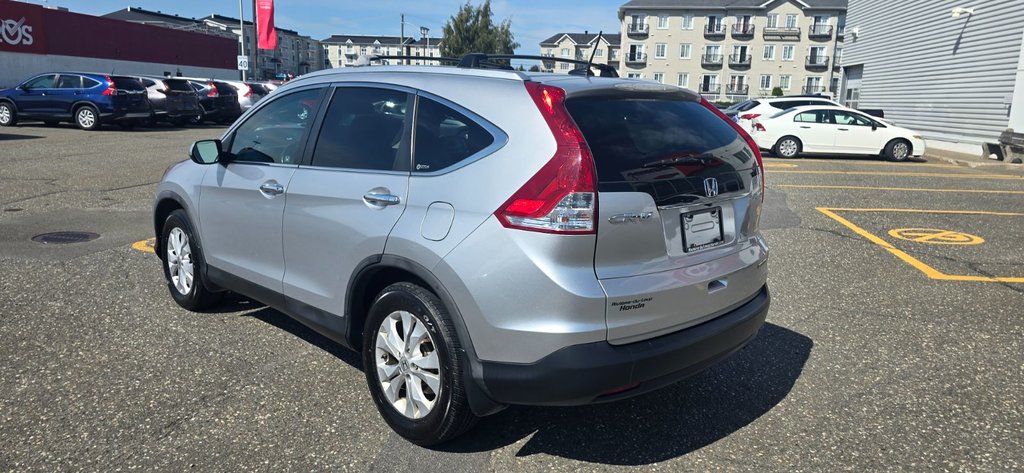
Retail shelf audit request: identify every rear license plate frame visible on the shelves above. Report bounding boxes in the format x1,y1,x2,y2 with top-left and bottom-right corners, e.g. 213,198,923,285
681,207,725,253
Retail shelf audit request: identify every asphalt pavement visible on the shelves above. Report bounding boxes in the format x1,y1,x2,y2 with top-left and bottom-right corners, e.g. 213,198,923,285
1,123,1022,471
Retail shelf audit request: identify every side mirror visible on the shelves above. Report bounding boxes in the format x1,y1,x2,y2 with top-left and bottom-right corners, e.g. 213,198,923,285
190,139,223,165
19,84,30,91
871,123,877,131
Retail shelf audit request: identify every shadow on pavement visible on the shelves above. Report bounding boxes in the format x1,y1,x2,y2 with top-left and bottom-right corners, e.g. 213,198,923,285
0,133,43,141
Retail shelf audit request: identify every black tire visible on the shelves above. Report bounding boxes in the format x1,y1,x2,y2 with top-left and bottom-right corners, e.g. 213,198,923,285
884,139,912,162
74,105,101,131
160,209,223,311
362,282,477,446
773,136,802,158
0,102,16,126
44,120,60,126
187,114,204,126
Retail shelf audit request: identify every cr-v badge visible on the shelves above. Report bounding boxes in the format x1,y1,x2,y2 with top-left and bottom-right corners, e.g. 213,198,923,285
608,212,653,224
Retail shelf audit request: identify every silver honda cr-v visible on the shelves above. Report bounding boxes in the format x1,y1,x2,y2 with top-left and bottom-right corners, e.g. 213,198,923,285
152,59,770,445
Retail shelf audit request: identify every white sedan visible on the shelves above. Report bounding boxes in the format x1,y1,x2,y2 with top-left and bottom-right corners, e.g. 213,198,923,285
750,105,926,161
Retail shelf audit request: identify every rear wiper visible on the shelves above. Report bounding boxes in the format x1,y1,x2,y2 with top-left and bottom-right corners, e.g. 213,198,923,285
641,153,717,168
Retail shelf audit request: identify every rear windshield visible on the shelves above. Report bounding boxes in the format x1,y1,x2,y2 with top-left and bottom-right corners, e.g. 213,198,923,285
566,97,753,205
213,82,237,96
164,79,194,92
111,77,146,91
728,100,760,112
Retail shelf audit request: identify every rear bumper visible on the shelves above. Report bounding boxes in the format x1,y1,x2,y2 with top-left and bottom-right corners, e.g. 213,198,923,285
476,285,770,406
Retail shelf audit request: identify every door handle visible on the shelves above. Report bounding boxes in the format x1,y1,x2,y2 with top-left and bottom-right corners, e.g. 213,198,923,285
259,182,285,195
837,128,849,131
799,125,811,129
363,192,401,206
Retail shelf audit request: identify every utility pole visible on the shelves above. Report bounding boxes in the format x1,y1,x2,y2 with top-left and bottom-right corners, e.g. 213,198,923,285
239,0,246,81
400,14,405,65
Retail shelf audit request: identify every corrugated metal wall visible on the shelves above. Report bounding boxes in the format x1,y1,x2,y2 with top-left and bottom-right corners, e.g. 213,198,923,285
842,0,1024,145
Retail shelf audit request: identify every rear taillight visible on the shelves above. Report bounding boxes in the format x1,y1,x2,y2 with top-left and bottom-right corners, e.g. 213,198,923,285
102,75,116,96
753,123,766,132
701,98,764,201
207,82,218,97
243,84,253,97
740,113,761,120
495,82,597,234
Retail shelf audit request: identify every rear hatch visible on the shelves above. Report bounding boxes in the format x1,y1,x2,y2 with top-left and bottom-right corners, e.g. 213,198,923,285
163,78,201,116
564,86,766,344
110,76,150,113
212,81,242,117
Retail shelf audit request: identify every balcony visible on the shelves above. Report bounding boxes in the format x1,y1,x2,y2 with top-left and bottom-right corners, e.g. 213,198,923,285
802,85,826,95
624,52,647,65
763,27,801,40
731,24,755,39
808,24,834,40
728,54,751,68
627,24,649,37
698,84,720,97
701,54,723,67
805,55,830,69
704,24,726,39
726,84,749,96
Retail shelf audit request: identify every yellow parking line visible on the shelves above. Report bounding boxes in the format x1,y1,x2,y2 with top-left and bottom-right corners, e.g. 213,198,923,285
762,163,799,168
132,238,156,254
769,170,1024,180
777,184,1024,195
816,208,1024,283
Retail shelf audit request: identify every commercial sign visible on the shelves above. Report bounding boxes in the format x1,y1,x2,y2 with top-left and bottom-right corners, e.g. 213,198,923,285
0,0,47,54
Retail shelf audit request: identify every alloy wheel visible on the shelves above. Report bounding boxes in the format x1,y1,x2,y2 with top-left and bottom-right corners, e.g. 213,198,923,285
893,142,909,160
0,105,11,125
779,139,799,157
77,108,96,128
374,310,441,420
166,227,194,295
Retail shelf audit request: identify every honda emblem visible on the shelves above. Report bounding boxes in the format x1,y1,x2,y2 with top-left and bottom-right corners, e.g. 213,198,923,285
704,178,719,198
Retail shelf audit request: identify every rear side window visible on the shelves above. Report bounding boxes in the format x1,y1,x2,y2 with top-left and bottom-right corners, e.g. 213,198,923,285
111,77,145,91
311,87,410,171
734,100,760,112
55,75,83,89
566,97,751,204
141,79,157,88
229,88,322,164
82,77,101,88
413,97,494,172
794,110,830,123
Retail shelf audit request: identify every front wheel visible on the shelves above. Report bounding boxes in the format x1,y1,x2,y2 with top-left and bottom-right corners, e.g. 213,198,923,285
0,102,16,126
75,105,101,131
773,136,802,158
885,139,911,162
160,210,223,311
363,282,477,446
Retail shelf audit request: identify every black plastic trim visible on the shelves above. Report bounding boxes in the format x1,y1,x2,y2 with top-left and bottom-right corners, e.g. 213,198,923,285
479,285,771,406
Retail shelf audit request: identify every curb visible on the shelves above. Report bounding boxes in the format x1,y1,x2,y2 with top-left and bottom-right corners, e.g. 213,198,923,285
933,156,1024,174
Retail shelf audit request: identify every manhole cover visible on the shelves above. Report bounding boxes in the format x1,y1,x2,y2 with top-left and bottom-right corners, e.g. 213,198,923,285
31,231,101,244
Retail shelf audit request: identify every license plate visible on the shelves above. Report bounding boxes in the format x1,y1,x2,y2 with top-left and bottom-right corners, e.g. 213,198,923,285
681,207,724,253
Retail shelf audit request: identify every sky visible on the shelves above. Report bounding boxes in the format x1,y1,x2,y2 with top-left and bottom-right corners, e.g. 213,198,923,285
18,0,625,55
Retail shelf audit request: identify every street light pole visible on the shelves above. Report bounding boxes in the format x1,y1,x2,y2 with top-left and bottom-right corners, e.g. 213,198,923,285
420,26,429,63
239,0,247,81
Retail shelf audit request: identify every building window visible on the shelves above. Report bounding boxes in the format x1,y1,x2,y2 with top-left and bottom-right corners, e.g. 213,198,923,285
627,72,643,79
561,48,570,57
681,15,694,30
760,74,772,90
763,45,775,60
679,43,692,59
835,47,843,64
677,73,689,87
655,43,667,58
767,14,779,28
560,63,571,70
780,75,791,91
830,76,840,92
658,15,669,29
782,45,795,61
785,14,798,28
653,72,665,83
610,49,619,60
707,15,724,32
595,48,604,57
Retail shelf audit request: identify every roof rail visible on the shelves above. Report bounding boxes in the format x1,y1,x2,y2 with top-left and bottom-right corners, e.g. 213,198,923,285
456,54,619,78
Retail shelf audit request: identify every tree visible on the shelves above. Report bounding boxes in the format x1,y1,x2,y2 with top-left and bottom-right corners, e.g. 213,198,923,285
771,86,784,97
440,0,520,58
528,65,540,72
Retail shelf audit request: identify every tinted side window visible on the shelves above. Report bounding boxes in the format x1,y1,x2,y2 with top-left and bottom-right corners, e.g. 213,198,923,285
413,97,494,172
25,75,56,89
311,87,410,171
735,100,760,112
833,111,873,126
56,75,83,89
82,77,101,88
769,100,799,110
229,88,322,164
142,79,157,88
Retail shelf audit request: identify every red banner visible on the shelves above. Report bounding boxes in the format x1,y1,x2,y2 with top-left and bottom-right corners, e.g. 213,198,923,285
256,0,277,50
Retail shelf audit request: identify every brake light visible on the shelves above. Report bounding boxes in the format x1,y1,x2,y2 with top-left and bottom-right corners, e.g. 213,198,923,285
740,113,761,120
701,98,764,200
102,75,116,96
243,84,253,97
754,123,766,132
206,82,218,97
495,82,597,234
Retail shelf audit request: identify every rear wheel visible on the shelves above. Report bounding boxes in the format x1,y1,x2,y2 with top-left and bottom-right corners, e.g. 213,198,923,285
0,102,16,126
74,105,101,131
884,139,911,162
773,136,802,158
160,210,223,311
363,282,477,446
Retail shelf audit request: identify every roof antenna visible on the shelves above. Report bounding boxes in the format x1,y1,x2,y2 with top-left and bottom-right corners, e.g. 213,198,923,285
584,31,602,77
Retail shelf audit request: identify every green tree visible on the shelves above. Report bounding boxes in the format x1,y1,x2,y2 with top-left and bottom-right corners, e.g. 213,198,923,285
440,0,520,58
771,86,784,97
528,65,540,72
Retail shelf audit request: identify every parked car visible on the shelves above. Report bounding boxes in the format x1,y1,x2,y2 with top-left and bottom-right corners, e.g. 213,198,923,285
133,76,204,125
182,79,242,125
724,96,843,132
750,105,926,161
153,61,769,445
0,72,150,130
217,79,261,112
246,82,271,102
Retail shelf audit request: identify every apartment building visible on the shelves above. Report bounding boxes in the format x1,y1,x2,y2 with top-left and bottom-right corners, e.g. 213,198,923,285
104,7,328,79
322,35,443,68
539,32,621,74
842,0,1024,158
618,0,846,103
